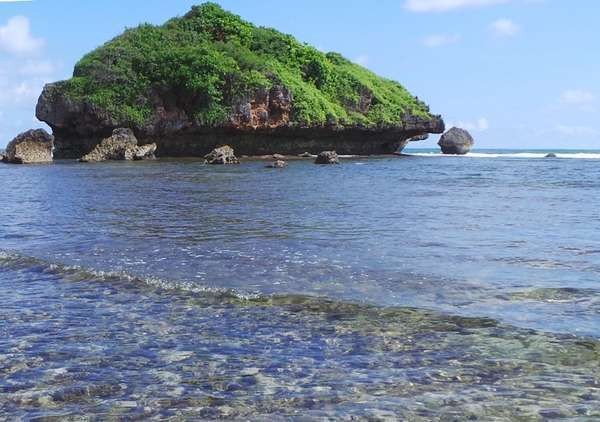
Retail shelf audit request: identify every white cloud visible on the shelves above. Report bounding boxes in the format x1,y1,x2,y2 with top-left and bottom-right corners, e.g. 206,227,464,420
19,60,55,76
353,54,369,66
560,89,595,105
405,0,509,12
13,81,38,99
422,33,461,47
451,117,490,132
0,78,49,106
555,125,599,137
0,16,44,55
490,18,520,37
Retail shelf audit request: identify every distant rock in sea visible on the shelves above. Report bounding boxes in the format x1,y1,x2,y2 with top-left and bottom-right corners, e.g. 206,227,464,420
545,153,557,158
315,151,339,165
2,129,54,164
80,128,156,162
265,160,287,168
204,145,240,165
438,127,474,155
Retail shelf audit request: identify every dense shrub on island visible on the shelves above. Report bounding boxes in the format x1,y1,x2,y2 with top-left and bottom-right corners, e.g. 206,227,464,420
36,3,444,158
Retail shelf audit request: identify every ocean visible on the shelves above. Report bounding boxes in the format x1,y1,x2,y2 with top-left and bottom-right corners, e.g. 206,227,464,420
1,150,599,419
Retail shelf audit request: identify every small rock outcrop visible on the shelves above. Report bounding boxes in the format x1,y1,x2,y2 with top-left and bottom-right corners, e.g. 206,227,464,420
130,143,157,160
272,154,286,161
545,153,557,158
315,151,339,165
204,145,239,165
80,128,156,162
265,160,287,168
438,127,474,155
3,129,54,164
409,134,429,142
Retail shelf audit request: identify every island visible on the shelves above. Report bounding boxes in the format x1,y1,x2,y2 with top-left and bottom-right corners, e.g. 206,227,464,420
36,2,444,159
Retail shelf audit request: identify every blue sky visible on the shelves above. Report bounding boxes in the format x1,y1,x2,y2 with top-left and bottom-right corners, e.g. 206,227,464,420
0,0,599,149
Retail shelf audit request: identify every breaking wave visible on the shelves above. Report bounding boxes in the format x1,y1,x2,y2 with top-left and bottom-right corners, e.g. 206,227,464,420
405,151,600,159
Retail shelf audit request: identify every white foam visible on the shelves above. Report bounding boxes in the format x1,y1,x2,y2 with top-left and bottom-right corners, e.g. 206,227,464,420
405,152,600,160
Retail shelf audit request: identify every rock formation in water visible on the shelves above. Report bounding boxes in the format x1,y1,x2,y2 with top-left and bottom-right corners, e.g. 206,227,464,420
315,151,340,165
35,3,444,159
2,129,54,164
265,160,287,168
204,145,239,164
80,128,157,162
438,127,474,155
545,153,557,158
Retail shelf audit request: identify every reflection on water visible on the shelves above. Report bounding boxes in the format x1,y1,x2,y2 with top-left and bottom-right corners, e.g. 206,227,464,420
1,154,599,418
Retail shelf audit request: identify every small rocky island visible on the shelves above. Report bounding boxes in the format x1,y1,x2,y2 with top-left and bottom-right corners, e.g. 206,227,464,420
35,3,444,160
2,129,54,164
438,127,474,155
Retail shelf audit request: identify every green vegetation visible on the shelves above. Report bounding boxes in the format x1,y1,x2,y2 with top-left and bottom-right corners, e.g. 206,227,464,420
65,3,433,128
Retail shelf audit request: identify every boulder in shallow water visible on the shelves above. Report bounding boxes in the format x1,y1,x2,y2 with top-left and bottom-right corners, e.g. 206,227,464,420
204,145,239,165
272,153,286,160
315,151,339,165
80,128,156,162
438,127,474,155
3,129,54,164
265,160,287,168
545,153,557,158
129,143,157,161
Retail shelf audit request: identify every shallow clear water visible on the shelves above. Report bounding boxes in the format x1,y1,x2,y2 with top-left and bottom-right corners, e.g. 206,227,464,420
1,152,599,419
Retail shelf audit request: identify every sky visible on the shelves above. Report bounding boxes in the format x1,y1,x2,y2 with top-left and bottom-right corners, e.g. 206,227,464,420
0,0,599,149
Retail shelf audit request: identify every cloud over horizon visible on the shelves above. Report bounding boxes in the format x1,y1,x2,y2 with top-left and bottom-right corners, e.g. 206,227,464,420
490,18,520,36
0,16,44,55
405,0,509,13
455,118,490,132
560,89,595,105
422,33,461,47
555,124,600,137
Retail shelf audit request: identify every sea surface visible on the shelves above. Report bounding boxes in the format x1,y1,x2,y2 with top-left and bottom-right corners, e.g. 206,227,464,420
1,149,599,419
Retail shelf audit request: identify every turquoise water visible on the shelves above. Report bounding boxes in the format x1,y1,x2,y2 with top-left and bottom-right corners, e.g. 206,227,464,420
1,152,599,419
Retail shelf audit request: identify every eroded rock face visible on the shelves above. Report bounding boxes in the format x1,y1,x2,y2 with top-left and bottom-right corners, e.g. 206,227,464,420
204,145,239,165
3,129,54,164
80,128,156,162
36,80,445,159
409,134,429,142
438,127,474,155
130,143,157,160
315,151,339,165
230,86,293,129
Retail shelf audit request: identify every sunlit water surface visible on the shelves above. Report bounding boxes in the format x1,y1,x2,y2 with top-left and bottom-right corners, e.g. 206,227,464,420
1,151,599,419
